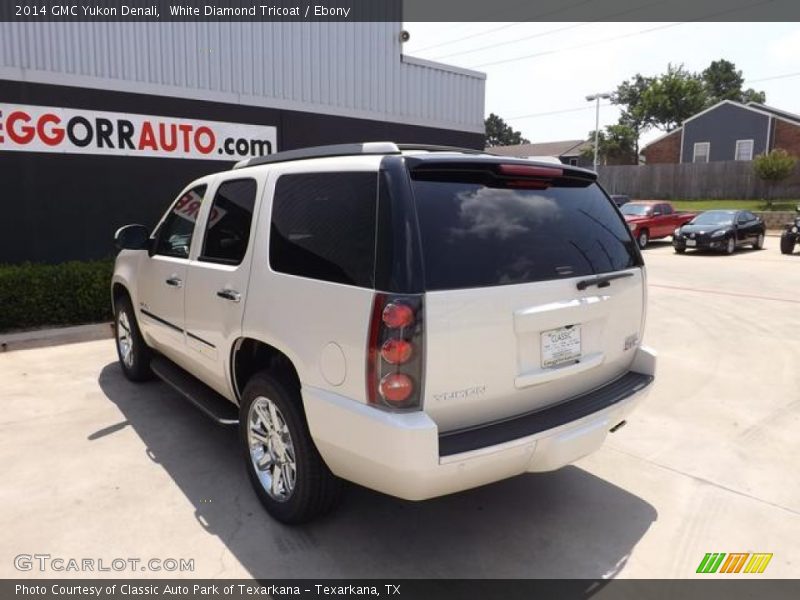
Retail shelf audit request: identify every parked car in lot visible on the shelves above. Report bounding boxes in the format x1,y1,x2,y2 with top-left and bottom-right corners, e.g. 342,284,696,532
111,142,656,524
620,201,696,249
609,194,630,207
673,210,765,254
780,205,800,255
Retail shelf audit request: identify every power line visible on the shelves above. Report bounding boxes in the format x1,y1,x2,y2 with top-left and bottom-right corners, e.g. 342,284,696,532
747,71,800,84
468,21,687,69
409,0,595,53
430,22,593,61
466,0,774,70
428,0,671,61
505,103,614,121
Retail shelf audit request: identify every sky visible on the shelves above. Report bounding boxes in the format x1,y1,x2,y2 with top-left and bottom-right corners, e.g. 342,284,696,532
402,22,800,147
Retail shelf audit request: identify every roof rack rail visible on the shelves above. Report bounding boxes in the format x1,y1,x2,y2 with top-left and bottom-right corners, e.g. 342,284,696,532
232,142,488,169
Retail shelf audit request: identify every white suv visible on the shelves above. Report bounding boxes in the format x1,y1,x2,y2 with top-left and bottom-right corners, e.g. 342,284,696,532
112,142,656,523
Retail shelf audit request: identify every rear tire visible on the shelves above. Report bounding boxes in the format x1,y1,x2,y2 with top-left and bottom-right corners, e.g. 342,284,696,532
114,295,152,382
780,233,796,255
637,229,649,249
753,233,765,250
674,247,686,254
240,371,342,524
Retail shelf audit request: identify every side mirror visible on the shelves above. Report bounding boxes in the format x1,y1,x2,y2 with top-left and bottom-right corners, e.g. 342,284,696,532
114,224,150,250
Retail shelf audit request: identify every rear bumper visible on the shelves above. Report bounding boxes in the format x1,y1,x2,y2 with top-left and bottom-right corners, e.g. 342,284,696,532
303,345,656,501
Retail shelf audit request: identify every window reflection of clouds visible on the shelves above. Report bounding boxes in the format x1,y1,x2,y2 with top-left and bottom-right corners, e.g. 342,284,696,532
452,187,560,240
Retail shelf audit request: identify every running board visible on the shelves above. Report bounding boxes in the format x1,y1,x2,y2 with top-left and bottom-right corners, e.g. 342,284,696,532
150,356,239,426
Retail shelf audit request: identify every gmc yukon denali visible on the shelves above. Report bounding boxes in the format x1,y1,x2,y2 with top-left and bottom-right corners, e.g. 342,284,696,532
111,142,656,523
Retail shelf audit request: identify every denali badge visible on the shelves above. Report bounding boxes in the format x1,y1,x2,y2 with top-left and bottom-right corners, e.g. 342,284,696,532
434,386,487,402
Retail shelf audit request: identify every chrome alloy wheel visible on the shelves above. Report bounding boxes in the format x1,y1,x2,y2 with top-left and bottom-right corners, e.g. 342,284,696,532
247,397,297,502
116,310,134,368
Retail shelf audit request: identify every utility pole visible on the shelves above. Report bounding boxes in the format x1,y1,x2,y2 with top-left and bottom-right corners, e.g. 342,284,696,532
586,92,612,171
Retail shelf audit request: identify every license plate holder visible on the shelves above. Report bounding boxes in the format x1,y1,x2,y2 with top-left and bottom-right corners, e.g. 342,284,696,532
686,239,697,247
541,325,581,368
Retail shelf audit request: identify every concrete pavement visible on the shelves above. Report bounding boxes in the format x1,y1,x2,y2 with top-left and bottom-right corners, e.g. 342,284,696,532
1,239,798,579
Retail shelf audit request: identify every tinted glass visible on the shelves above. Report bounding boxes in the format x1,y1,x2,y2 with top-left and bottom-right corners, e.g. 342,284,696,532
621,204,652,216
661,204,673,215
153,185,207,258
270,172,377,288
411,179,639,291
691,211,734,226
201,178,257,265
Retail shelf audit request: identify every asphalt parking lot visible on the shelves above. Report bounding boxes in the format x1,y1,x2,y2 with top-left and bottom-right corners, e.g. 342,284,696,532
2,240,799,579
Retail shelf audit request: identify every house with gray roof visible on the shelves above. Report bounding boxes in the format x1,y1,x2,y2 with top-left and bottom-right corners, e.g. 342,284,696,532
489,139,594,168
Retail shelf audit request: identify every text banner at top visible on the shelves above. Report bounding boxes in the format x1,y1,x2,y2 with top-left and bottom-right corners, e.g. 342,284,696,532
2,0,800,22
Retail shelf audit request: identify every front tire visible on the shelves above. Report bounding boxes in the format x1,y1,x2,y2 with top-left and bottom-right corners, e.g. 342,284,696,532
637,229,649,249
114,296,152,381
753,233,765,250
674,247,686,254
240,371,342,524
780,233,796,255
725,236,736,255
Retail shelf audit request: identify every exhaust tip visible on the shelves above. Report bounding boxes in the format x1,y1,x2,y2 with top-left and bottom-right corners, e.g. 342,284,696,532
609,420,627,433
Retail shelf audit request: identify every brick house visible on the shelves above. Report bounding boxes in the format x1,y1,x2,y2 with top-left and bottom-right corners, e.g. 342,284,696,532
641,101,800,164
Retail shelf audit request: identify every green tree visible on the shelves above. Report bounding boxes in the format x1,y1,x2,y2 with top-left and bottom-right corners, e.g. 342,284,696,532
581,124,638,165
611,60,767,154
753,149,798,208
702,59,766,105
484,113,530,147
613,74,654,156
641,64,707,132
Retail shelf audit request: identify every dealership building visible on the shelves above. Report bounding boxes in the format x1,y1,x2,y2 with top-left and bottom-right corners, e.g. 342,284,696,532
0,21,485,263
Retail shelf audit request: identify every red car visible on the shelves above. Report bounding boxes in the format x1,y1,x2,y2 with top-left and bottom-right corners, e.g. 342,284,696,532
620,201,696,249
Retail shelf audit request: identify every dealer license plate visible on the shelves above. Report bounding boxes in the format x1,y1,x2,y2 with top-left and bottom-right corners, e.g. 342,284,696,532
686,239,697,247
541,325,581,368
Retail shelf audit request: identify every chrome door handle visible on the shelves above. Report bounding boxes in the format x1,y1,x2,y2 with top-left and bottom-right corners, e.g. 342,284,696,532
165,277,183,288
217,289,241,302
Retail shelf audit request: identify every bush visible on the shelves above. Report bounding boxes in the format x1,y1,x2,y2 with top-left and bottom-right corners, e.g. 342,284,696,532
753,149,798,208
0,259,114,332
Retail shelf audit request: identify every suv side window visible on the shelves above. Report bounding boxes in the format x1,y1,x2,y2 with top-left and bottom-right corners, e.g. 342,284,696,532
200,178,258,265
153,185,207,259
661,203,673,215
270,172,377,288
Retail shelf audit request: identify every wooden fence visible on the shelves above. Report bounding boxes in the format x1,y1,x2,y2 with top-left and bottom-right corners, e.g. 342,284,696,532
597,161,800,200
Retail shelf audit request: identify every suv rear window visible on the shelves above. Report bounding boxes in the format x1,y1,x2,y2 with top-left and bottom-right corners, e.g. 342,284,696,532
411,177,639,291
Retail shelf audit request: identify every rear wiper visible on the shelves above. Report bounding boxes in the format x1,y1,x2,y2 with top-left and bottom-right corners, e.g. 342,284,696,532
576,272,634,291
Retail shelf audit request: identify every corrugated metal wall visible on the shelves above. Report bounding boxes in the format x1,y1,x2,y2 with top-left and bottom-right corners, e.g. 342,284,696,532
0,22,485,132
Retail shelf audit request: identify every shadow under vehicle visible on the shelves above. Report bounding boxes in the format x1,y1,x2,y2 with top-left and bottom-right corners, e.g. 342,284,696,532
95,361,657,580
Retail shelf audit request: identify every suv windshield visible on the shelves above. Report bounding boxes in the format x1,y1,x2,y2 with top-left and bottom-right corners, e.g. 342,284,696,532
411,176,640,291
620,204,652,216
690,211,734,226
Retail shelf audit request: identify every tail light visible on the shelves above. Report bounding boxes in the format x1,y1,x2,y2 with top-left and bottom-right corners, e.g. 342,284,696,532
367,293,424,410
